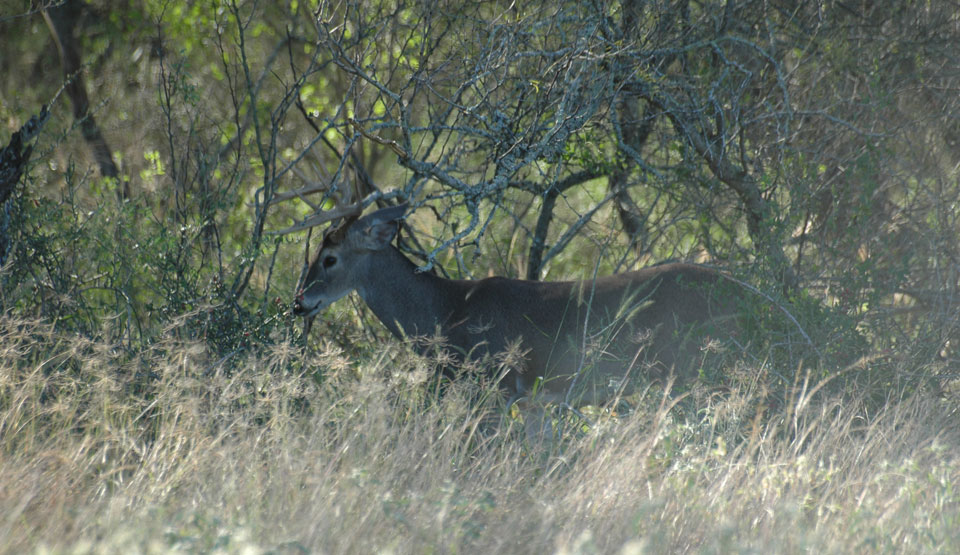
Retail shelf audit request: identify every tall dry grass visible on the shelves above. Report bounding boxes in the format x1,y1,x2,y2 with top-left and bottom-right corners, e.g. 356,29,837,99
0,316,957,553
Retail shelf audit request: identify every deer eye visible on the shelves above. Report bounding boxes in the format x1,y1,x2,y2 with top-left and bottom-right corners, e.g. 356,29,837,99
322,255,337,269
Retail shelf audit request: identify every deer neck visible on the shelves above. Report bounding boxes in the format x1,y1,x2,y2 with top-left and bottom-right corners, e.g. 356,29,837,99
355,246,458,340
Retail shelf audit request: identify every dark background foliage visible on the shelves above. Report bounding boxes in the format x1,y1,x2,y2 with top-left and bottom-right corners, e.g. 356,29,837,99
1,0,958,395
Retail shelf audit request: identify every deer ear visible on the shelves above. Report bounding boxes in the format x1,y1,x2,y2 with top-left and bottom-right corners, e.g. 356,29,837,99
354,203,408,250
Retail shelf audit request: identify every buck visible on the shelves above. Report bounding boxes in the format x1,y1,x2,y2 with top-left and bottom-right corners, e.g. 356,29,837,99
292,203,740,428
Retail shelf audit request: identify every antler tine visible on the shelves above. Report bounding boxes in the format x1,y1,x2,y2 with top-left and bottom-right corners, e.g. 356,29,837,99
268,202,363,236
308,146,332,183
264,163,334,210
267,141,369,235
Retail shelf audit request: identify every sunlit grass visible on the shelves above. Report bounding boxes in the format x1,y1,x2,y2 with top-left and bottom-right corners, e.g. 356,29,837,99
0,316,957,553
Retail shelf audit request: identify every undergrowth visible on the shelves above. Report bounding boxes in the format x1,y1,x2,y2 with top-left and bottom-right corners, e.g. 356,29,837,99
0,317,957,554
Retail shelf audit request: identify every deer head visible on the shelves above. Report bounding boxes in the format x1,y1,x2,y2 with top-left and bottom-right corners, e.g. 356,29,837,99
293,204,408,318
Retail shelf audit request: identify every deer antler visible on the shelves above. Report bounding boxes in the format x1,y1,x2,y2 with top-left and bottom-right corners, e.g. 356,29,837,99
269,202,363,236
269,145,365,235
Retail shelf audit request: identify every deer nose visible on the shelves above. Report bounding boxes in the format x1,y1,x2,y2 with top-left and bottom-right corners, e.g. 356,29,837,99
292,291,306,315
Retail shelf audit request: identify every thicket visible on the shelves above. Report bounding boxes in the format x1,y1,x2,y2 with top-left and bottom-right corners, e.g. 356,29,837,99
0,1,958,551
3,0,956,392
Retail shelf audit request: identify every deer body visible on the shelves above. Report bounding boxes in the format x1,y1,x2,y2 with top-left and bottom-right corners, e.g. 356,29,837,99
294,204,736,408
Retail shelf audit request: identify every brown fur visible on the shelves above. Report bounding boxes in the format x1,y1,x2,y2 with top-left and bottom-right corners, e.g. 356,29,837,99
294,205,739,409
